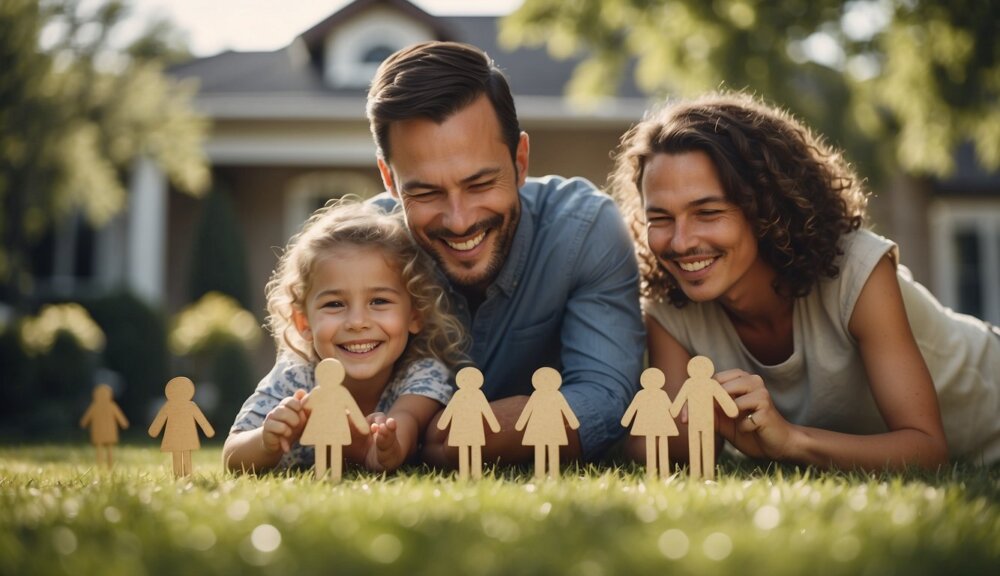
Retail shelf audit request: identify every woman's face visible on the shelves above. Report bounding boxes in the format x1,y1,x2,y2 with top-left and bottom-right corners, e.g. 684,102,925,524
641,151,764,305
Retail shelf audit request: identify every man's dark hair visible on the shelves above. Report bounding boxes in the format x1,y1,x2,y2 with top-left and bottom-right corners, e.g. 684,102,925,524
366,41,520,164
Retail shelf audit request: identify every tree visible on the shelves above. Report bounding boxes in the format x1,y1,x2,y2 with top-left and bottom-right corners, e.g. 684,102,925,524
500,0,1000,178
0,0,209,312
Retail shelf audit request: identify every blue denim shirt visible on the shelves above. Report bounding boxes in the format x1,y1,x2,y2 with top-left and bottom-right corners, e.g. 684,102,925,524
376,175,645,459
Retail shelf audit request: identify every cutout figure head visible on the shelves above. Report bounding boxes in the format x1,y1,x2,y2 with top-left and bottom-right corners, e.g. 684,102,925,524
93,383,113,402
456,366,484,390
316,358,347,388
640,367,666,390
687,356,715,379
531,367,561,391
165,377,195,401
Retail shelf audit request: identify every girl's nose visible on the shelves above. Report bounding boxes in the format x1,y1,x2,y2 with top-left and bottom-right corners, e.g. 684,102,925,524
345,308,370,330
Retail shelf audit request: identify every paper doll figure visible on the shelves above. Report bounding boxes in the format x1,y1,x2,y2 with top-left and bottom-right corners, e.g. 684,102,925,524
437,366,502,480
669,356,738,481
515,367,580,479
300,358,369,481
622,367,679,479
80,384,129,468
148,376,215,478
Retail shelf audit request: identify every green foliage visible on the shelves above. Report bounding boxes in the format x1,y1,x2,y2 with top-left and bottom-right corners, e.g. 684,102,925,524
0,0,209,309
208,339,256,426
1,446,999,575
502,0,1000,177
188,187,252,309
85,291,169,422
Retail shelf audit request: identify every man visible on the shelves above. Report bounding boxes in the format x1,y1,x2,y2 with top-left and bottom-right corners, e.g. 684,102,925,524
367,41,645,465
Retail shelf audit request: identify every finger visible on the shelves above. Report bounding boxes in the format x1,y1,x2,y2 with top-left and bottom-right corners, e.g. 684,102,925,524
714,369,748,383
376,424,396,450
385,418,397,432
293,389,306,401
271,406,302,429
367,412,388,426
280,438,290,453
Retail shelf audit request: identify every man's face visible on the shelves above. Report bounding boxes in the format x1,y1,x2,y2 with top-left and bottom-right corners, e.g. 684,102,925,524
378,95,529,294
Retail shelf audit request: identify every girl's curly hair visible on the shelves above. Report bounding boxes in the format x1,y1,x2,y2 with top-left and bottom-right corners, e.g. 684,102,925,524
609,92,869,306
265,198,467,370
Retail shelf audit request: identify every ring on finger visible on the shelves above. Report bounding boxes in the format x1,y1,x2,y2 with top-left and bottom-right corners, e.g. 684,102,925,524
746,412,756,426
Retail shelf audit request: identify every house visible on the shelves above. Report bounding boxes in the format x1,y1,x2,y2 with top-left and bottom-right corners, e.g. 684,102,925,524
42,0,1000,363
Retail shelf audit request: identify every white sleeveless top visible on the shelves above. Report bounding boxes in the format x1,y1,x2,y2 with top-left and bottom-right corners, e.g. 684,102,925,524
645,229,1000,464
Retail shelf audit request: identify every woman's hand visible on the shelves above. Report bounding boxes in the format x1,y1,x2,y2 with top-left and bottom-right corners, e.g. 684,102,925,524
714,369,796,460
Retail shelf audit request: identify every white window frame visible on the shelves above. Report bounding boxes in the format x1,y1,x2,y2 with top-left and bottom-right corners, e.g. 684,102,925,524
324,8,434,88
284,172,380,242
929,199,1000,324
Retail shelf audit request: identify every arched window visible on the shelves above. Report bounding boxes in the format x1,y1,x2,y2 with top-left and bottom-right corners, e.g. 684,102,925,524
361,45,395,65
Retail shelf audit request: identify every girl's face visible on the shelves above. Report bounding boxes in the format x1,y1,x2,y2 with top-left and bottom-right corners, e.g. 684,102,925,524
641,151,767,306
294,246,421,391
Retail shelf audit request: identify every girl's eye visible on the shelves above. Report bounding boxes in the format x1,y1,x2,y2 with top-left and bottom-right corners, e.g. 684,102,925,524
371,297,392,306
321,300,344,309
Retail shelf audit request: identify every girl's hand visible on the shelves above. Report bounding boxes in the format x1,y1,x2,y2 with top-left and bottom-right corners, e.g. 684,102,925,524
714,369,795,460
261,389,308,454
365,418,404,472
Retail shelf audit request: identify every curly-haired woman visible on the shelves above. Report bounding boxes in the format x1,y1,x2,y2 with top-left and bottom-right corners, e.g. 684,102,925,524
612,92,1000,471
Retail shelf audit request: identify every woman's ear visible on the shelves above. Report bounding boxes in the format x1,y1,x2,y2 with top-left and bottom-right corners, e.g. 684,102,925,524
292,308,312,341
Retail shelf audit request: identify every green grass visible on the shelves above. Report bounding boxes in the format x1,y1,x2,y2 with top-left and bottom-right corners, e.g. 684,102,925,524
1,445,998,576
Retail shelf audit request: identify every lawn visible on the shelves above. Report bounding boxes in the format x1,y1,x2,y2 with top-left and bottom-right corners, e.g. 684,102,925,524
1,444,998,576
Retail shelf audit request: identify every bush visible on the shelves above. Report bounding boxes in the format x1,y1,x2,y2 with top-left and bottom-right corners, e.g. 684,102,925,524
188,185,251,309
85,291,169,424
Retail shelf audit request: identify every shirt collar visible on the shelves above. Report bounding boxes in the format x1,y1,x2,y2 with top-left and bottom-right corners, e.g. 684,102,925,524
490,193,533,298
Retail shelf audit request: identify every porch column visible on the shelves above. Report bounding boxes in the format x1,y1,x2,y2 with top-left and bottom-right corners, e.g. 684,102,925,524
126,156,167,307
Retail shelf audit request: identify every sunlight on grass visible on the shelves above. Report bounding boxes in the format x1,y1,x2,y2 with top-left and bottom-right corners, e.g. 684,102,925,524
1,445,998,575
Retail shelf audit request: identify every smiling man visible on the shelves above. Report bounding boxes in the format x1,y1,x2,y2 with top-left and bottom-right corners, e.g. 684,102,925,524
367,41,645,465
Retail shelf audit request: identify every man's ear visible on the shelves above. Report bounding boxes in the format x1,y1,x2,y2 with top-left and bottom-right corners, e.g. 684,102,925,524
515,131,530,188
377,157,398,199
292,308,312,341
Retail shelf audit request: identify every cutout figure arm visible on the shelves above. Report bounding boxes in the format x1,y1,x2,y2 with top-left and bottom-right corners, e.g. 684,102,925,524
113,404,129,429
148,406,167,438
621,397,639,428
482,396,502,434
561,396,580,430
436,401,455,431
713,385,739,418
80,406,93,429
513,397,533,432
192,404,215,438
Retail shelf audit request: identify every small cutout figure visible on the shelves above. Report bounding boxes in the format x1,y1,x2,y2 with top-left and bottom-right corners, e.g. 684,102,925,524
437,366,501,480
80,384,129,468
148,377,215,478
299,358,369,481
621,367,679,479
515,367,580,479
670,356,738,480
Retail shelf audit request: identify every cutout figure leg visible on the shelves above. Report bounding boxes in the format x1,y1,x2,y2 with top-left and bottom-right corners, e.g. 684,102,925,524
315,446,328,480
471,446,483,480
106,446,114,469
534,446,545,479
172,451,183,477
658,437,670,479
458,446,470,480
702,434,716,481
331,446,343,481
182,451,192,477
645,436,658,478
547,444,560,479
688,432,703,480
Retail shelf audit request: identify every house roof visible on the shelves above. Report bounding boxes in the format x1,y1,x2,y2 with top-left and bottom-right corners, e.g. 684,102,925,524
167,0,649,121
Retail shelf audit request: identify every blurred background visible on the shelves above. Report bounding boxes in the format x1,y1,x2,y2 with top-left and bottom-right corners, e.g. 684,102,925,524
1,0,997,441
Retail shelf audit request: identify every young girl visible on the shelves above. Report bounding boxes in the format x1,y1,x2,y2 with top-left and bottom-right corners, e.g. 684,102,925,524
223,199,466,473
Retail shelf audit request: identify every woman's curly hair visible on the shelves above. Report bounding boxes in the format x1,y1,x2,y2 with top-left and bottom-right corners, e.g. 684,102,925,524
609,92,869,306
265,198,467,370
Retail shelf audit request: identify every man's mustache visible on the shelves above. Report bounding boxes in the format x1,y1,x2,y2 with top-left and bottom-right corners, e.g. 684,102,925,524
427,214,505,240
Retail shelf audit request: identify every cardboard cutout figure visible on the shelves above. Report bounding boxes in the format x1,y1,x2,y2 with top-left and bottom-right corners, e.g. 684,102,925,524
670,356,738,480
515,367,580,479
621,367,679,478
300,358,369,481
437,366,501,479
80,384,129,468
148,377,215,478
